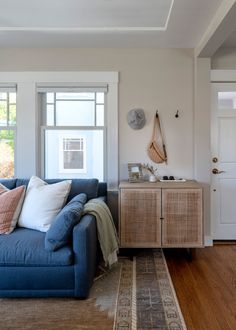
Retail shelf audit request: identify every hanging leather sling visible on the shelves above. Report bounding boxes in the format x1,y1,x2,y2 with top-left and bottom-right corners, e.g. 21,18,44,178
147,112,167,163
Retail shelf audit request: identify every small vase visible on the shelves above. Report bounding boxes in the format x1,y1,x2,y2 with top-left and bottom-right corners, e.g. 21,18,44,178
149,175,157,182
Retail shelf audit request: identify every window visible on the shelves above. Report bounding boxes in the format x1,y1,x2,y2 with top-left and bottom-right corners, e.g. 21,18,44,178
40,88,106,181
0,71,118,188
218,92,236,109
0,88,16,178
59,136,86,173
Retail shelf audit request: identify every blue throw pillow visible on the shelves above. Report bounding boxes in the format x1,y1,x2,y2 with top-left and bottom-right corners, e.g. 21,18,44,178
45,193,87,252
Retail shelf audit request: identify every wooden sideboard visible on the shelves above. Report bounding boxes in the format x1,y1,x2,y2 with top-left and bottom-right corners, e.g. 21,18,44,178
119,180,203,248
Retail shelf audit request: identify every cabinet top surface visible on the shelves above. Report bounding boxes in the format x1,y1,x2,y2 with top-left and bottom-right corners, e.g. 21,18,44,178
119,180,202,189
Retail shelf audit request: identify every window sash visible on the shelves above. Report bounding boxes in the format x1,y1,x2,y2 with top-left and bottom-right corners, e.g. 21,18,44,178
0,91,17,127
0,84,17,93
63,138,84,151
39,85,107,181
40,91,105,128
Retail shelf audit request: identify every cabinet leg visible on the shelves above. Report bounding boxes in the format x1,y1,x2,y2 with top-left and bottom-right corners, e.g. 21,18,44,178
119,248,135,260
186,248,196,261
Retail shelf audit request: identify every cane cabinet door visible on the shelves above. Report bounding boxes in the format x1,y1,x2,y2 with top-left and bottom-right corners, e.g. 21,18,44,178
162,188,203,247
120,189,161,247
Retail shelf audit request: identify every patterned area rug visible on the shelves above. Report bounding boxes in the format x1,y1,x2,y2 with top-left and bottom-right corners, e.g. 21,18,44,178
114,249,186,329
0,249,186,330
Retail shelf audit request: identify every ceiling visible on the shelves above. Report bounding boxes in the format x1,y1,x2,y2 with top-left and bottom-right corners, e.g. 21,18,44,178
0,0,224,48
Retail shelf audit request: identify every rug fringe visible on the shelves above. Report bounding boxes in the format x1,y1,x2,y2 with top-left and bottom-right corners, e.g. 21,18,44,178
113,261,122,330
131,257,137,330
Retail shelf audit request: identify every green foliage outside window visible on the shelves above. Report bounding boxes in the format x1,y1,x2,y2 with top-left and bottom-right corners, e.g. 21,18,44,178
0,132,14,178
0,93,16,178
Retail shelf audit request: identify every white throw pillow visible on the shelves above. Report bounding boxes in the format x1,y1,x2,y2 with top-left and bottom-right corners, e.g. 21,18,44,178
18,176,72,232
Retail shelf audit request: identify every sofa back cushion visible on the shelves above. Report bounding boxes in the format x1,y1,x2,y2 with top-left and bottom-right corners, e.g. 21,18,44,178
0,179,17,190
0,185,26,234
45,179,99,202
18,176,72,232
45,193,87,251
16,178,100,202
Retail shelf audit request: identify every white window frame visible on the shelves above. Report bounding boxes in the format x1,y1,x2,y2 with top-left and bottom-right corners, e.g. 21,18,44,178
40,88,107,181
0,86,17,178
58,134,87,174
0,72,119,189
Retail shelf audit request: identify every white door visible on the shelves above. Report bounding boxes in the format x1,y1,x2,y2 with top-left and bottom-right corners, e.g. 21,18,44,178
211,83,236,239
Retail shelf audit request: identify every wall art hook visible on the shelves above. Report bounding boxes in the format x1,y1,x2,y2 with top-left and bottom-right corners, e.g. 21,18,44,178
175,110,179,118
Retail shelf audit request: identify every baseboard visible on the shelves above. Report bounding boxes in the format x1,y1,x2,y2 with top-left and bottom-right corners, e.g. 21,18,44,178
204,236,213,246
213,240,236,245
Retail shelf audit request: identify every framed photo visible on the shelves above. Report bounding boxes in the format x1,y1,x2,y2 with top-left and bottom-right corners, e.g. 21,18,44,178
128,163,143,183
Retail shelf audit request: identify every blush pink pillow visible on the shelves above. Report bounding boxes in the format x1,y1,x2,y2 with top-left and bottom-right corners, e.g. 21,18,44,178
0,184,26,234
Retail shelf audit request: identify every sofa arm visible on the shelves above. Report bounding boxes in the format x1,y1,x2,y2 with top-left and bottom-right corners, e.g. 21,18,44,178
73,214,98,298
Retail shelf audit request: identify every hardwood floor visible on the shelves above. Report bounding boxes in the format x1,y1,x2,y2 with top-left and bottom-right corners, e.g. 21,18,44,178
165,245,236,330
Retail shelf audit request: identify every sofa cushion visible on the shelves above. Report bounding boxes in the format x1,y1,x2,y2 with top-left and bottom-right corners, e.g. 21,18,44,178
0,179,17,190
45,193,87,252
16,179,98,202
0,228,73,266
18,176,72,232
16,178,99,202
0,185,26,234
44,179,99,202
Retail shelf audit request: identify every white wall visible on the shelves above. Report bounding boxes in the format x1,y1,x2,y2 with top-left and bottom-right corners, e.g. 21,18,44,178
211,47,236,69
0,48,195,181
0,47,215,239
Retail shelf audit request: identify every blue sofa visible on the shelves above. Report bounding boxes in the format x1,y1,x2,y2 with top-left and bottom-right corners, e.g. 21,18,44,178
0,178,107,298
